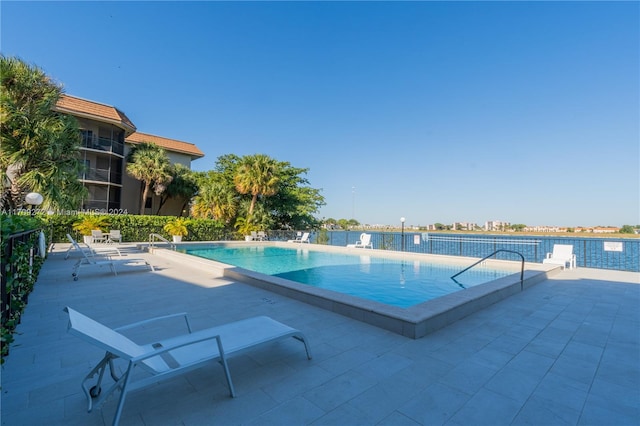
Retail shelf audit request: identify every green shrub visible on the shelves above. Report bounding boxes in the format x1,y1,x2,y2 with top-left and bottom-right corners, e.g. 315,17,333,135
1,214,45,364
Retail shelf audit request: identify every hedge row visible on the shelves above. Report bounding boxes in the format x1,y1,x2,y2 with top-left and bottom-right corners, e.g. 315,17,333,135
1,215,45,363
38,214,237,243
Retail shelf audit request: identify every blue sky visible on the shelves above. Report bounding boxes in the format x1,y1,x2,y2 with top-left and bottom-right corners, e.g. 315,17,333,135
2,1,638,227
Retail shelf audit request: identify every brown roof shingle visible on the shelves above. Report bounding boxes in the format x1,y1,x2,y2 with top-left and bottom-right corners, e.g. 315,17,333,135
55,95,136,133
126,132,205,159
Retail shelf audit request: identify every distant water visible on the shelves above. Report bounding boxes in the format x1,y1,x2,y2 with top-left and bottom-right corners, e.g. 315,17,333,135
321,231,639,272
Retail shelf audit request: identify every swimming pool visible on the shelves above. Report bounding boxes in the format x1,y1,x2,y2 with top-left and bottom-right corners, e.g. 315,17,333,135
155,242,557,338
182,246,514,308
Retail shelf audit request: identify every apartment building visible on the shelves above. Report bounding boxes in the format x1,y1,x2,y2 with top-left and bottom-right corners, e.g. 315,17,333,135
54,95,204,215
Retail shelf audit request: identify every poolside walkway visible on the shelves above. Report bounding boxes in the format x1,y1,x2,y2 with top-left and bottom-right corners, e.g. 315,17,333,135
2,244,639,425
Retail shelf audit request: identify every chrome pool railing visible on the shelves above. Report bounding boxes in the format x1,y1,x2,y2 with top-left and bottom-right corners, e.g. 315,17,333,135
148,233,176,252
451,249,525,290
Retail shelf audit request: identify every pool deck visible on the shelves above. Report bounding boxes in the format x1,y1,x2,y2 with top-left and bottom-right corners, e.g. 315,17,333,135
2,244,639,425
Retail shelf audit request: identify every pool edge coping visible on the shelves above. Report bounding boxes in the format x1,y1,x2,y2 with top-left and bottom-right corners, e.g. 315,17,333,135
145,241,561,338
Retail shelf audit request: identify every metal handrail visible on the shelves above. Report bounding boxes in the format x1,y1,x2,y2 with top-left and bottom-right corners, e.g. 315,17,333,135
149,233,176,251
451,249,525,290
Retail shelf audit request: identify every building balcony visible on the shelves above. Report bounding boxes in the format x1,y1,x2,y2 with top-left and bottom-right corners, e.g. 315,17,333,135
81,134,124,156
80,168,122,185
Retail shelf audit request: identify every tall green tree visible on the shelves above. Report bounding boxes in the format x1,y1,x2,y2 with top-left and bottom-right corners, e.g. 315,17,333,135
1,55,86,210
192,172,238,222
126,142,173,215
233,154,279,216
192,154,324,230
156,163,197,216
263,162,324,230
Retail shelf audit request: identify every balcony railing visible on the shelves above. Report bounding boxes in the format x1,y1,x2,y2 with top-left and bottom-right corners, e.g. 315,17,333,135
80,168,122,185
81,134,124,155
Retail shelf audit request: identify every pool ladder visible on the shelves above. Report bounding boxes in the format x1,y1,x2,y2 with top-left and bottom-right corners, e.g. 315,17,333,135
451,249,525,290
148,233,176,252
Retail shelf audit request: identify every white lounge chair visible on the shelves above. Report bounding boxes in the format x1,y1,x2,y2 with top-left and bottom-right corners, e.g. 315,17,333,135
347,233,373,249
257,231,267,241
91,229,109,244
66,234,153,280
289,232,310,243
64,307,312,426
65,234,122,259
107,230,122,244
542,244,576,269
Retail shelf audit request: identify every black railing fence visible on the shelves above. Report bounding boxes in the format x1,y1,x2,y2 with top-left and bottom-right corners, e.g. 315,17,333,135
309,231,639,272
1,229,42,328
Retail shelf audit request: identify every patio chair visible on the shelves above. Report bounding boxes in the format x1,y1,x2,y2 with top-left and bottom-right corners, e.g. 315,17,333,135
65,234,122,259
257,231,267,241
64,307,312,426
289,232,310,243
66,234,153,280
542,244,576,269
347,233,373,249
91,230,109,244
108,230,122,244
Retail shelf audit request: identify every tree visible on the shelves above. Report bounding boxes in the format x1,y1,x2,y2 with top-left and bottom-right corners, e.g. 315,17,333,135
157,164,197,216
1,55,86,210
191,170,239,222
233,154,279,216
262,161,324,230
126,142,173,215
192,154,324,230
619,225,635,234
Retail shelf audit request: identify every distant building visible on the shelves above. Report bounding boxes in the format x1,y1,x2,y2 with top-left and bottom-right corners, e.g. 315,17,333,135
453,222,477,231
524,225,564,233
485,220,510,231
53,95,204,215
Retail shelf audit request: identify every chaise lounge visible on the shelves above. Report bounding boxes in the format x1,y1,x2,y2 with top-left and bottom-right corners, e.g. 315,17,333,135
542,244,577,269
64,307,312,426
347,233,373,249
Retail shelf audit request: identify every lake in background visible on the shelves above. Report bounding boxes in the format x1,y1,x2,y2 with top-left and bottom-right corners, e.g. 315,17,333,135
316,231,639,272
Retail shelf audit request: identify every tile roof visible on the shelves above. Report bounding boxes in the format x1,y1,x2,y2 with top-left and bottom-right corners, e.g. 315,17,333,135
55,95,136,134
126,132,205,159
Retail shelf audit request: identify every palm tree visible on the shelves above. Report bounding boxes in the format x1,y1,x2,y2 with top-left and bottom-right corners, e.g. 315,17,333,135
1,55,86,210
191,172,238,222
233,154,280,216
156,164,197,215
126,142,173,215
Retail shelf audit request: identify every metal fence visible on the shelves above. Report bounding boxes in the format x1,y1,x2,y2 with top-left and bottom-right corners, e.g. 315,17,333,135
320,231,639,272
1,229,42,328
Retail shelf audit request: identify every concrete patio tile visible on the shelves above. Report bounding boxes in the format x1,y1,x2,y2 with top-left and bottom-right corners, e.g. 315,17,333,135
2,247,639,426
310,401,372,425
446,387,522,426
378,411,421,425
247,396,326,425
505,349,555,378
525,334,569,358
484,333,531,356
315,346,379,376
512,394,581,425
578,392,639,426
340,372,429,424
549,352,600,386
468,345,515,370
261,365,335,403
484,366,541,403
532,371,590,412
398,382,471,425
438,359,498,395
353,351,414,381
302,370,378,412
588,375,640,413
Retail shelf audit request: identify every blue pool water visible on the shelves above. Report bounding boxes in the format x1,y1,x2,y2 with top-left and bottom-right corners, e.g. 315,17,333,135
182,246,515,308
